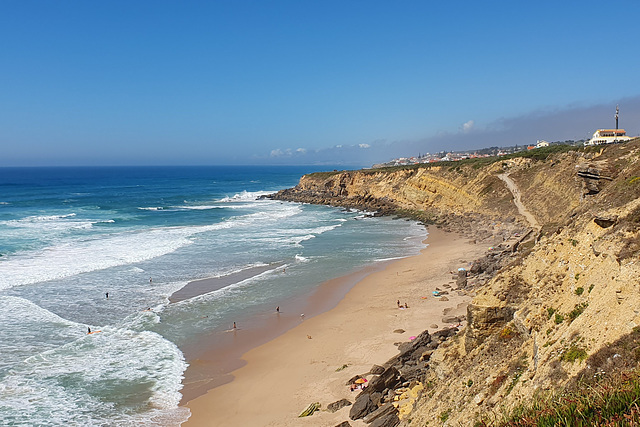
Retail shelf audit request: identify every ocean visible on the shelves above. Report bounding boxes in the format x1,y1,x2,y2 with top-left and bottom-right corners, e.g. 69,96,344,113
0,166,426,426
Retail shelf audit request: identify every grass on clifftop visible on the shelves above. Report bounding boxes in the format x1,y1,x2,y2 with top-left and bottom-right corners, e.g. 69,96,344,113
484,369,640,426
481,326,640,426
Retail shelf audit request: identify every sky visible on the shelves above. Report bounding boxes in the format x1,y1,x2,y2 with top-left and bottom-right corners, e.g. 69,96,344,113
1,0,639,167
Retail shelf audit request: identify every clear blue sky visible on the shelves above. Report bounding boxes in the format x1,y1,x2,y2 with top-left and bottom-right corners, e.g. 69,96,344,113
1,0,639,166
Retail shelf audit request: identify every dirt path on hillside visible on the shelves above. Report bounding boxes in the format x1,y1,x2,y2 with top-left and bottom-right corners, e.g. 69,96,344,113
498,173,541,230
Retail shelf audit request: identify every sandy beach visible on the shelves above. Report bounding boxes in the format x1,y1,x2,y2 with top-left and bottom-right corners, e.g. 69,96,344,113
183,226,487,426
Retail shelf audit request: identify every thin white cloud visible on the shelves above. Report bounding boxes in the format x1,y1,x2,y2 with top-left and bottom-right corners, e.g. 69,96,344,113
271,148,308,157
461,120,475,133
359,143,371,149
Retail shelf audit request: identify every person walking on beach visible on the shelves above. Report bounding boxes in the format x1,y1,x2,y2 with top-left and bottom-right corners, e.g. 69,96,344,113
276,306,280,313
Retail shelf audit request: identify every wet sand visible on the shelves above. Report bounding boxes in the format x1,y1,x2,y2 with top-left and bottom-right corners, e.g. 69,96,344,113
179,261,394,402
182,227,486,426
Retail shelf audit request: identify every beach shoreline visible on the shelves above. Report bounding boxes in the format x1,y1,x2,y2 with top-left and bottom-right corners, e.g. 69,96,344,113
178,259,398,403
181,226,489,426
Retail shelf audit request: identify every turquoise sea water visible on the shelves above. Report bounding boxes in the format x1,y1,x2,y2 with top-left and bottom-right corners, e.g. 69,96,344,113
0,166,426,426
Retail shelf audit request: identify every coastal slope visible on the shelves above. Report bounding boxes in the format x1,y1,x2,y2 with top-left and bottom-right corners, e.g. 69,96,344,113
271,140,640,425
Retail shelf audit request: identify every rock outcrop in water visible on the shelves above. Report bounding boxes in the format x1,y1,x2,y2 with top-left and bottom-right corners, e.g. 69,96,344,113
271,140,640,425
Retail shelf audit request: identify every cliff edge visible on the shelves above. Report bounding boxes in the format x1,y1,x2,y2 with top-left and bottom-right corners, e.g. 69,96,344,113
272,140,640,425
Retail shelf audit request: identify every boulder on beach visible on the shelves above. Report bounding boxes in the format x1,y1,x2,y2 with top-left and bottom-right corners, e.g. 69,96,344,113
363,403,399,424
370,413,400,427
370,364,385,375
346,375,363,385
327,398,352,413
349,393,377,420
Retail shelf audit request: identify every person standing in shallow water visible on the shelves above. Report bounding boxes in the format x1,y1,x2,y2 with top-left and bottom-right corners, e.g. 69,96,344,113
105,292,109,299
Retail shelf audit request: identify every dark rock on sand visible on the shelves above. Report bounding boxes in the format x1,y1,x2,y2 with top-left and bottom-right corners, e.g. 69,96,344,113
433,327,459,341
368,366,402,393
400,360,428,382
393,329,405,334
334,422,351,427
370,413,401,427
345,375,362,385
442,315,463,324
327,398,352,413
369,390,383,407
363,403,399,424
370,364,385,375
396,330,432,363
457,269,468,287
349,393,377,420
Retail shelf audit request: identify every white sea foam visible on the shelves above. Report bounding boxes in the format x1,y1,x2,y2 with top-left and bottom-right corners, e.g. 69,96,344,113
0,296,78,329
218,190,272,202
0,326,188,426
177,264,286,305
0,204,302,290
3,213,96,232
375,255,411,262
206,262,270,279
295,254,310,262
0,296,81,371
138,206,164,211
288,234,316,246
4,213,75,225
175,205,224,210
0,225,209,290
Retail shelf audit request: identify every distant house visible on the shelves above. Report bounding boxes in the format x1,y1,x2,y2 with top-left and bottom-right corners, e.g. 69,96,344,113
536,140,550,148
585,129,631,146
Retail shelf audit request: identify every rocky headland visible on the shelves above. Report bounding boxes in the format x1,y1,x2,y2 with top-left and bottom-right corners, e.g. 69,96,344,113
269,140,640,426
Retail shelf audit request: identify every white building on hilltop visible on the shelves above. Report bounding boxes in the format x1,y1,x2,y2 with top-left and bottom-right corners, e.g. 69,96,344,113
536,140,550,148
584,105,632,146
585,129,631,146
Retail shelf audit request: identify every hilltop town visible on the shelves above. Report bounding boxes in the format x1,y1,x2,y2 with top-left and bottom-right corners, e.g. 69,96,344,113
376,106,634,169
372,140,581,168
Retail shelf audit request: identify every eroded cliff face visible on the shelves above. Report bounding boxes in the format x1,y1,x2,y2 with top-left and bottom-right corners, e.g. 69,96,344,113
272,141,640,425
405,142,640,425
272,162,522,231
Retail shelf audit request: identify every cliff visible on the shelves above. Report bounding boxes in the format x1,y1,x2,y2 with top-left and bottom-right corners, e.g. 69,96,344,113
271,140,640,425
